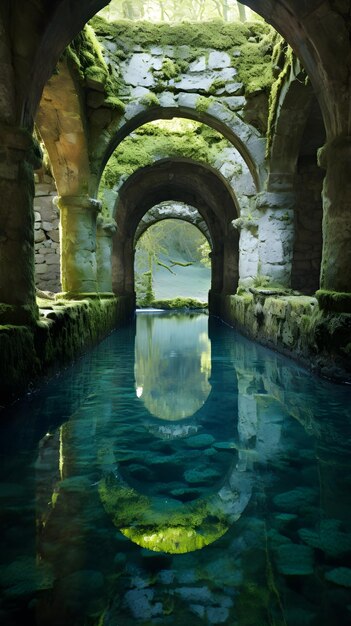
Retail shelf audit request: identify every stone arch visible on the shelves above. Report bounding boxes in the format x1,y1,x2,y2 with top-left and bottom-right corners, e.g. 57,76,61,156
92,100,264,195
36,59,91,197
22,1,109,128
267,61,314,193
134,203,212,248
112,158,240,310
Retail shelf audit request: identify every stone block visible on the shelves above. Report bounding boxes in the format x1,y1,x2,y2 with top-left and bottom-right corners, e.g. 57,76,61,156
87,90,106,109
35,254,45,264
35,229,46,243
45,254,60,265
208,51,231,69
34,196,56,222
225,82,244,95
223,96,246,111
35,183,55,196
34,211,41,222
36,263,47,274
122,53,156,87
48,230,60,243
189,56,206,72
89,108,112,127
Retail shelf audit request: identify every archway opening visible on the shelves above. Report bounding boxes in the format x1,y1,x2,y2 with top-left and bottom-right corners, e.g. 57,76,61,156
135,215,211,307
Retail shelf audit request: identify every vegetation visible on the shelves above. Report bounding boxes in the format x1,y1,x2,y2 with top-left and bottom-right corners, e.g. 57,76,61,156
97,0,256,23
135,219,211,306
101,120,230,191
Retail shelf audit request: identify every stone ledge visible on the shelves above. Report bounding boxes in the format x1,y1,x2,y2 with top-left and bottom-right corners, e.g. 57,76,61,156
0,296,134,407
220,294,351,383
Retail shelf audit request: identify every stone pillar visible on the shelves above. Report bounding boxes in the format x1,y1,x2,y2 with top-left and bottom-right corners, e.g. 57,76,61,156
56,195,101,296
318,138,351,294
223,231,239,295
96,216,117,294
256,191,295,288
0,124,41,324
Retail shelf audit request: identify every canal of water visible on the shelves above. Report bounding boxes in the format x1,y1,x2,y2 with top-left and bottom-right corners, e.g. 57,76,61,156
0,312,351,625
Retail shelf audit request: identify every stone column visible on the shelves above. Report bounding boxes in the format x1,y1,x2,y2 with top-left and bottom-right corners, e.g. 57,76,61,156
56,195,101,296
223,230,239,295
96,216,117,294
256,191,295,288
318,137,351,294
0,124,41,324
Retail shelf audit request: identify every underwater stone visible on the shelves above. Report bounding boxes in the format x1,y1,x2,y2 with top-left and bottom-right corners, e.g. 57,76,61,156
207,606,230,624
299,520,351,557
273,487,316,511
185,434,215,448
184,467,221,484
275,543,314,575
325,567,351,587
175,585,213,605
213,441,238,451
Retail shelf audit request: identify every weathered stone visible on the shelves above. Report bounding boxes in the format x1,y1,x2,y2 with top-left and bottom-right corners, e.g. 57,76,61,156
35,229,46,243
87,90,106,109
122,53,156,87
189,56,206,72
48,230,60,243
45,253,59,265
208,51,231,69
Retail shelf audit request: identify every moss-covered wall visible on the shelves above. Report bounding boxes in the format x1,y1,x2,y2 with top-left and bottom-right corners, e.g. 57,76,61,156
220,293,351,382
0,296,134,407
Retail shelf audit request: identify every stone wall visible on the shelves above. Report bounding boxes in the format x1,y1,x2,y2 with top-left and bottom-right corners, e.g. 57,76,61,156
220,293,351,383
292,156,323,294
0,295,134,406
34,173,61,292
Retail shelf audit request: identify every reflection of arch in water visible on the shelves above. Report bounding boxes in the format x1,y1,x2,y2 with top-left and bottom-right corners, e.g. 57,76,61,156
99,461,252,554
135,312,212,421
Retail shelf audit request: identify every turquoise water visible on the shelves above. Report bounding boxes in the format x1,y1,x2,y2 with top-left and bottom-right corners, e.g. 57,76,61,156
0,312,351,626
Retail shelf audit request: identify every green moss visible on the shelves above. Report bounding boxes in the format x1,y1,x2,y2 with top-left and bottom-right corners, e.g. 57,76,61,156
104,96,125,113
195,95,215,113
90,16,257,51
316,290,351,313
100,121,229,191
150,297,207,310
0,297,133,407
235,33,275,97
159,58,179,80
64,23,121,97
266,40,294,157
140,92,160,107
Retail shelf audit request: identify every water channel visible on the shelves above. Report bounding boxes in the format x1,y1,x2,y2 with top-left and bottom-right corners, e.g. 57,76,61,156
0,312,351,626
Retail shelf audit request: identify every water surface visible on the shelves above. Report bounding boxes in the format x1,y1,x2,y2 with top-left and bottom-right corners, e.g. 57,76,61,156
0,312,351,626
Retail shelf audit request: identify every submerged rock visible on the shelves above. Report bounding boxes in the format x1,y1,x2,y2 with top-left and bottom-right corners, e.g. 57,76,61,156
184,467,221,484
325,567,351,588
273,487,316,511
275,543,314,576
185,434,215,449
